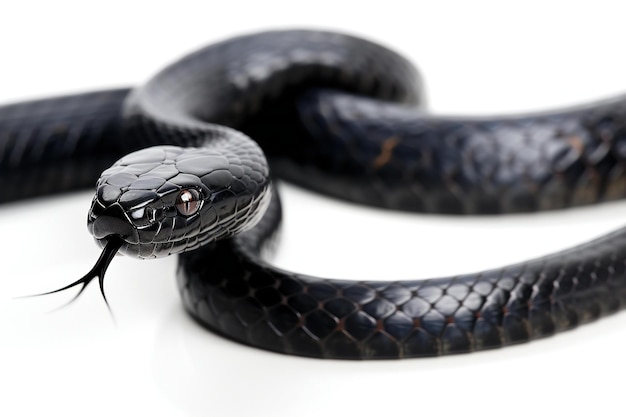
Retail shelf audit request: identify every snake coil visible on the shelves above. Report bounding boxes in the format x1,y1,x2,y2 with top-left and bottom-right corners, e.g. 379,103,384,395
2,30,626,359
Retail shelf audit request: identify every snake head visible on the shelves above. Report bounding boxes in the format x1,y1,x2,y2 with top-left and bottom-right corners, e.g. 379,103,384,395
35,138,270,307
87,144,271,259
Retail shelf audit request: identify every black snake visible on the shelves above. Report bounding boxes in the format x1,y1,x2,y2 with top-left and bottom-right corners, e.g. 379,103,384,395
3,30,626,359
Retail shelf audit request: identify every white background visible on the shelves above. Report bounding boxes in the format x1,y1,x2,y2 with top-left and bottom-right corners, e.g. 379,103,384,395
1,1,626,416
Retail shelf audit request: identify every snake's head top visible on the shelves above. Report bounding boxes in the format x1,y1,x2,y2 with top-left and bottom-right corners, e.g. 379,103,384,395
87,144,271,259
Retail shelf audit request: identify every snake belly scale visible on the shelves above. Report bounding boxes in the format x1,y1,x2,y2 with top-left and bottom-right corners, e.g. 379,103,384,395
2,30,626,359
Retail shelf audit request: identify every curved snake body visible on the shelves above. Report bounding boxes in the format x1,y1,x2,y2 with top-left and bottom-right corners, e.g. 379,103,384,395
2,30,626,358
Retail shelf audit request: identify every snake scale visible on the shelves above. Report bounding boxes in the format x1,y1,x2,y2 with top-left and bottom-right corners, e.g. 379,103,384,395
2,30,626,359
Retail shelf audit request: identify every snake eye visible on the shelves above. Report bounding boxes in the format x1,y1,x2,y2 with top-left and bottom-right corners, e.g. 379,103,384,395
175,189,201,216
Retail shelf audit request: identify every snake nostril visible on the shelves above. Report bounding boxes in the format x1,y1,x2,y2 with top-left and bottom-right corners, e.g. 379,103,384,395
146,206,164,223
91,204,136,240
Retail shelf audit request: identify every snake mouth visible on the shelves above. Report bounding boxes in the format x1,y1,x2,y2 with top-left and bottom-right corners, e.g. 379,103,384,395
90,210,209,259
92,220,207,259
104,233,210,259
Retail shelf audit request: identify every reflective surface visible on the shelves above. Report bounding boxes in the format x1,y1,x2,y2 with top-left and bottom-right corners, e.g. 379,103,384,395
2,1,626,415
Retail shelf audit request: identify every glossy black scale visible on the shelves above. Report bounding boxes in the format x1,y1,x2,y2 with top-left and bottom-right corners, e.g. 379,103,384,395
1,30,626,359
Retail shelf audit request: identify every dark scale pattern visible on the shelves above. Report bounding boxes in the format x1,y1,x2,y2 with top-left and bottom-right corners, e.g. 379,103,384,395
0,89,134,202
87,140,271,259
2,30,626,358
253,90,626,213
179,194,626,358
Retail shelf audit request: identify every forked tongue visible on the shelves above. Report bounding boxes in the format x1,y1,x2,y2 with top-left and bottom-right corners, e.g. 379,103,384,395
25,236,123,312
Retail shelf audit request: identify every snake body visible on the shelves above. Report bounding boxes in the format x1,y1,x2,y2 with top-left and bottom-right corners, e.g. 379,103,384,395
3,30,626,358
